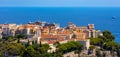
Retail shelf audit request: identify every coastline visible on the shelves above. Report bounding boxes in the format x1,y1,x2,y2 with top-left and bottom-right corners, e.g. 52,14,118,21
0,7,120,43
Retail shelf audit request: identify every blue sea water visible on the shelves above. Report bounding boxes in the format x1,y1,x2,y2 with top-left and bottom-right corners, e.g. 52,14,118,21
0,7,120,43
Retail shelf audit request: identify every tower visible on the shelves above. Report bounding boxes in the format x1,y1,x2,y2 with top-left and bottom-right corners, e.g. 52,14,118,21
88,24,94,29
37,29,41,44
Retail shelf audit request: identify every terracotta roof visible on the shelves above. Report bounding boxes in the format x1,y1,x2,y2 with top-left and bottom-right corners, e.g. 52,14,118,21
18,24,40,30
40,34,65,44
76,26,88,30
58,29,71,35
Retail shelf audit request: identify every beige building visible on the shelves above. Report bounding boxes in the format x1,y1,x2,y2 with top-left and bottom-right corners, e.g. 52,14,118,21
91,30,101,38
78,39,90,50
0,24,17,36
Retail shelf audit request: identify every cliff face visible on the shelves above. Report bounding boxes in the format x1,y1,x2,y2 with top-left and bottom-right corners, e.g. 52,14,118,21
63,47,119,57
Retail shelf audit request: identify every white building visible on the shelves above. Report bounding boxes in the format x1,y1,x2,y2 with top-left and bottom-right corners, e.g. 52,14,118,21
78,39,90,50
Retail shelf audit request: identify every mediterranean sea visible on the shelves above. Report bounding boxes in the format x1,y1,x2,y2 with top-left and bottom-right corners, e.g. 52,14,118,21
0,7,120,43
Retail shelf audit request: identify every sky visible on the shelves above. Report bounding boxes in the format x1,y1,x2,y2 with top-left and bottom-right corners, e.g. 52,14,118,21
0,0,120,7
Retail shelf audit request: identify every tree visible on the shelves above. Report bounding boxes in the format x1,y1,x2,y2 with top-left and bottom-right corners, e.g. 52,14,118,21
36,43,50,57
57,41,83,55
58,44,67,52
57,52,63,57
8,36,14,42
22,46,41,57
2,36,14,42
25,40,30,47
17,39,20,43
42,44,50,50
96,49,102,57
89,45,95,50
90,38,103,46
103,41,119,51
15,34,27,39
54,41,60,48
103,30,115,41
0,51,4,57
5,43,25,56
116,46,120,57
98,36,107,42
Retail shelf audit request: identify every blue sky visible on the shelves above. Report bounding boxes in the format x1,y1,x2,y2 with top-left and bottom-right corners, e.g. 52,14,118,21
0,0,120,7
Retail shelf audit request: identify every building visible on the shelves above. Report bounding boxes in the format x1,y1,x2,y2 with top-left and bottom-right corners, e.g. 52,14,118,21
0,24,17,36
91,30,101,38
0,22,102,52
78,39,90,50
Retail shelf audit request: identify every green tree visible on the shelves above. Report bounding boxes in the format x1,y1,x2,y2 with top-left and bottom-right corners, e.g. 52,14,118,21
103,41,119,51
42,43,50,51
90,38,103,46
22,46,41,57
17,39,20,43
89,45,95,50
6,43,25,56
25,40,30,47
0,51,4,57
58,52,63,57
57,41,83,55
98,36,107,42
96,49,102,57
103,30,115,41
15,34,27,39
54,41,60,48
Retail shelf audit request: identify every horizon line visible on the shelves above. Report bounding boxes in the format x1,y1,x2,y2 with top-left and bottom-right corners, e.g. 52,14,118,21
1,6,120,7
